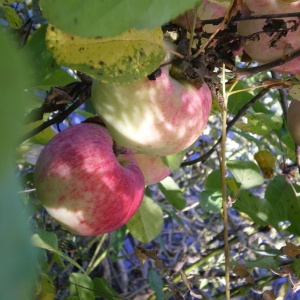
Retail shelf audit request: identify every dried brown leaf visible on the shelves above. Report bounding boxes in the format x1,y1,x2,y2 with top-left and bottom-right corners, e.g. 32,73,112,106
280,242,300,258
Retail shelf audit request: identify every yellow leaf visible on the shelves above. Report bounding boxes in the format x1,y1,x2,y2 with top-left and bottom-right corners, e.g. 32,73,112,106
46,25,165,84
254,150,275,179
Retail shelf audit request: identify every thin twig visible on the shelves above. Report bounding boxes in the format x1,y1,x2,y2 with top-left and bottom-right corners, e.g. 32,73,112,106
19,85,91,143
233,49,300,77
181,88,270,166
221,65,230,300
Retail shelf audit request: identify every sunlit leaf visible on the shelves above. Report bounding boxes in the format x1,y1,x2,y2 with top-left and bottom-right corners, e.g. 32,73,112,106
46,25,165,84
158,176,186,210
227,160,264,189
126,196,163,243
40,0,201,38
235,113,283,136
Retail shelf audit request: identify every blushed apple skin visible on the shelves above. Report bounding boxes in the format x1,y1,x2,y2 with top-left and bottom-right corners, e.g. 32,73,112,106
287,100,300,146
198,0,227,33
134,154,172,185
34,123,145,236
238,0,300,74
92,67,212,156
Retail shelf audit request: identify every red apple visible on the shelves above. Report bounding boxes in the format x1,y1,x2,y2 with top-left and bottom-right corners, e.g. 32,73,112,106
237,0,300,73
34,123,145,236
92,66,212,156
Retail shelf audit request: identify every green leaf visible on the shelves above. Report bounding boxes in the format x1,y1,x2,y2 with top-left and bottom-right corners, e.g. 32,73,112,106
235,113,283,136
205,169,222,189
148,267,164,300
126,196,163,243
108,227,126,261
40,0,201,38
46,25,165,84
265,176,300,235
199,189,223,213
1,0,24,3
0,5,22,29
233,190,270,226
32,230,86,274
227,160,264,189
23,25,74,88
36,272,56,300
0,29,37,300
69,273,94,300
158,176,186,210
93,278,118,300
244,257,278,270
161,149,186,172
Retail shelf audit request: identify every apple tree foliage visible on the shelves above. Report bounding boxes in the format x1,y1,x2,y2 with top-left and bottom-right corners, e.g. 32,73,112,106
2,0,300,299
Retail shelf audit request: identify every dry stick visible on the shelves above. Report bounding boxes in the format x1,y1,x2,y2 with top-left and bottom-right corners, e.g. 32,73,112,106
181,88,270,166
221,66,230,300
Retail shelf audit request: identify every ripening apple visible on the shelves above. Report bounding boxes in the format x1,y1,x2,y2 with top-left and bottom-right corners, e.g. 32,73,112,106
287,100,300,146
134,150,186,185
34,123,145,236
237,0,300,73
92,67,212,156
198,0,227,33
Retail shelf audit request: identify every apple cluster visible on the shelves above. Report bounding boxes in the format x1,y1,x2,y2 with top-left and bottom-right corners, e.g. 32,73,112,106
34,0,300,237
34,45,213,236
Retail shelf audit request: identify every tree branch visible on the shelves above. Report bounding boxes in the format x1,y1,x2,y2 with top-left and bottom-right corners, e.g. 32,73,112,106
181,88,270,166
233,49,300,77
20,84,91,143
